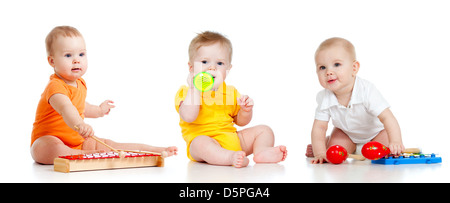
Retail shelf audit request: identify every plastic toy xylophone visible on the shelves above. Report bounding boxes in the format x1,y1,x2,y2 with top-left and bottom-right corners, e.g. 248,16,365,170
54,151,164,173
371,153,442,165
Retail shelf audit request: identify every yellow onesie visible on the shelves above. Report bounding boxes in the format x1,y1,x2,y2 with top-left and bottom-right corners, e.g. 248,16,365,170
175,82,242,161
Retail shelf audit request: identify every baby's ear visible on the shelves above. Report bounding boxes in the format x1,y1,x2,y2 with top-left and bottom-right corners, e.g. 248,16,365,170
352,60,360,76
188,61,193,72
48,56,55,68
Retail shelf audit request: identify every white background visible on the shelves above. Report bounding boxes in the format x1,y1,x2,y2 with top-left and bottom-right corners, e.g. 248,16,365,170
1,0,449,182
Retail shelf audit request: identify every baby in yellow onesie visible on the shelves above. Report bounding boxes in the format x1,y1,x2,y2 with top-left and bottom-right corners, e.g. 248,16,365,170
175,31,287,168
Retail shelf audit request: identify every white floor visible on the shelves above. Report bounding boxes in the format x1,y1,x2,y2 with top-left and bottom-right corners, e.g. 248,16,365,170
3,148,448,183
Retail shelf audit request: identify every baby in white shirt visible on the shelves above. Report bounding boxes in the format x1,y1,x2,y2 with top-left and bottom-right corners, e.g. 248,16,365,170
306,37,405,164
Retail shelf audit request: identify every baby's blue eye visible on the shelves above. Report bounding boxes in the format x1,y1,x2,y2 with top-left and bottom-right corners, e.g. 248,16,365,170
217,62,224,66
79,53,85,57
319,66,326,70
64,54,72,58
201,60,207,64
334,63,341,67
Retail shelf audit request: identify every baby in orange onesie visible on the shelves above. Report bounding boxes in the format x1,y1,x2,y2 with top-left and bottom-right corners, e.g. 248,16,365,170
31,26,177,164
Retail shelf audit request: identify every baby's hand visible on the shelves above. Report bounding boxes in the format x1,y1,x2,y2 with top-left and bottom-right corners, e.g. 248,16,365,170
311,154,328,164
186,72,195,89
74,123,95,138
389,142,405,155
99,100,115,116
186,72,203,92
238,95,254,112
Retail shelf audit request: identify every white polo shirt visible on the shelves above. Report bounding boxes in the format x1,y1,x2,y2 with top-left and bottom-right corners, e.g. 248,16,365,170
314,77,390,143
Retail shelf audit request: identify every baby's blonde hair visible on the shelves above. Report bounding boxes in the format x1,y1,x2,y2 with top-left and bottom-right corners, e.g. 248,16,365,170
188,31,233,63
315,37,356,60
45,26,83,56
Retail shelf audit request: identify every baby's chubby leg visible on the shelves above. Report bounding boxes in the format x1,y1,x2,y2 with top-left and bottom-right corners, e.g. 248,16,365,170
30,135,102,165
189,136,249,168
238,125,287,163
327,127,356,154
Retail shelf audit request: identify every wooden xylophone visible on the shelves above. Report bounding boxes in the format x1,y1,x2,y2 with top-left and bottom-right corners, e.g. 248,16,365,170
54,151,164,173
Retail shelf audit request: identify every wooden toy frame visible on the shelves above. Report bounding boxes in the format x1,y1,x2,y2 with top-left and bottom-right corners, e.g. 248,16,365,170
54,152,164,173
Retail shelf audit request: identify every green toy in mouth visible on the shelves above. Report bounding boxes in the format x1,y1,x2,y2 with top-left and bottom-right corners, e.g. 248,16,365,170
193,72,214,92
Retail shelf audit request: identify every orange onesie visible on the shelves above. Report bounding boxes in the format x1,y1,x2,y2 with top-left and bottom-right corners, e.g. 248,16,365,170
31,74,87,149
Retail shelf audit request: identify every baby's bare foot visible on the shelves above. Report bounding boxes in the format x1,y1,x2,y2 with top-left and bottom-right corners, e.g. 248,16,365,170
163,146,178,157
253,145,287,163
231,151,249,168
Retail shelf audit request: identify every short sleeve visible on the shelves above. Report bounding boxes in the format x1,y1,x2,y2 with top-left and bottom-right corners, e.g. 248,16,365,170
174,86,189,113
314,90,330,121
44,79,70,104
364,83,390,117
78,77,87,89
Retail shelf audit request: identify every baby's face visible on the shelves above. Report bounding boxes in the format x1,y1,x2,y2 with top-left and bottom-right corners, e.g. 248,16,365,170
189,42,232,90
49,36,87,85
315,45,358,95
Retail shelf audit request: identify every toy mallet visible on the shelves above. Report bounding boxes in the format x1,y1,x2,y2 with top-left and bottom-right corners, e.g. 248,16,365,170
74,125,126,158
193,72,214,92
122,150,168,158
326,145,366,164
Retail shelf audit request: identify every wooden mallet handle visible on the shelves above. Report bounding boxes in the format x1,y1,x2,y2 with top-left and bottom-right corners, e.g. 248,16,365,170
122,150,167,158
90,135,120,153
404,148,421,154
73,125,120,153
348,154,366,161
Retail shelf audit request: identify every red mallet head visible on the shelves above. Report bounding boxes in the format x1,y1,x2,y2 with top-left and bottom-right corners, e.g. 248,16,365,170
361,141,390,160
326,145,348,164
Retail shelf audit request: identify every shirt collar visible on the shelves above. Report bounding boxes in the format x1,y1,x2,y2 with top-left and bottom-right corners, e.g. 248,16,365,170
215,82,226,93
320,77,364,109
